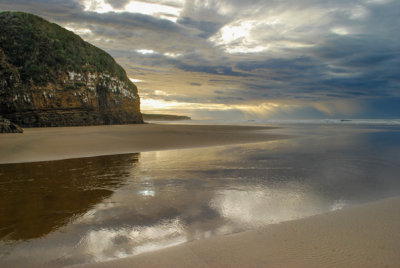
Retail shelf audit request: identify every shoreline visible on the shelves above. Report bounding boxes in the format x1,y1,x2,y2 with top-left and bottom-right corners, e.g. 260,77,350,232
75,196,400,268
1,123,399,267
0,123,285,164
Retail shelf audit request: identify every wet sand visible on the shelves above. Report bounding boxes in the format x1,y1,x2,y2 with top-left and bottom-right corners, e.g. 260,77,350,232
2,124,399,267
76,196,400,268
0,124,283,164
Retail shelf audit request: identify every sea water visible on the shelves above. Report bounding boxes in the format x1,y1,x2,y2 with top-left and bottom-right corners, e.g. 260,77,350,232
0,123,399,266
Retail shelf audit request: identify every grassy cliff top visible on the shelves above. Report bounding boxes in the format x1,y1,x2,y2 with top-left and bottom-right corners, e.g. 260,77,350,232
0,11,130,85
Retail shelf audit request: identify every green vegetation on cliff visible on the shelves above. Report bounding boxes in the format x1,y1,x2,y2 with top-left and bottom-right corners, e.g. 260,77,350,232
0,11,142,127
0,11,126,85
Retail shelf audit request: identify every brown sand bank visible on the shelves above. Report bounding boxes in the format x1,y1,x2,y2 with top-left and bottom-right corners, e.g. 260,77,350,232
0,124,283,164
76,196,400,268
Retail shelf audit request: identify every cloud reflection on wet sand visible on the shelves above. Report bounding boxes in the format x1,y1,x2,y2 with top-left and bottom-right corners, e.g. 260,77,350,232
1,125,400,266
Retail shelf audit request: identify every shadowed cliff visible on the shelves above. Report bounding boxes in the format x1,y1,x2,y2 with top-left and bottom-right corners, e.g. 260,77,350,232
0,11,143,127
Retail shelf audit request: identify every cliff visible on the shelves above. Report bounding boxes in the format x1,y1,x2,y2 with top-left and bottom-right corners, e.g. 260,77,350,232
0,12,143,127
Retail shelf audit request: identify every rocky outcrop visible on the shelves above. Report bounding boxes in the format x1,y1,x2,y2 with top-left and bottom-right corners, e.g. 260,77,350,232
0,12,143,127
0,117,23,133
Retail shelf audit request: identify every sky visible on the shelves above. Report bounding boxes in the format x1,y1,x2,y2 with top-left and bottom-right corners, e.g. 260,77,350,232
1,0,399,120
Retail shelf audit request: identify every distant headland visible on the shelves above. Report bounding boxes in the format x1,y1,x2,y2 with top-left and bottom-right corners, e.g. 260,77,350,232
142,113,191,121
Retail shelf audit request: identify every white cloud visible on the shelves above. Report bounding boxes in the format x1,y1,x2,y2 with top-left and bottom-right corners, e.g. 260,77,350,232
163,52,182,58
136,49,156,54
129,78,143,83
65,24,93,37
83,0,114,13
331,27,350,35
347,5,369,19
124,1,182,21
208,5,331,54
81,219,186,262
140,98,187,111
364,0,393,3
210,185,325,227
82,0,184,22
209,19,270,54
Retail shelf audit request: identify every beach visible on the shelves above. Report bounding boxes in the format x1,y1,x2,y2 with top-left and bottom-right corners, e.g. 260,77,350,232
75,196,400,268
0,1,399,266
1,123,400,267
0,123,283,164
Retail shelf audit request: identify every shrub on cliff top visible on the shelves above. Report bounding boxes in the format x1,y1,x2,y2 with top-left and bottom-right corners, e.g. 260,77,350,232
0,11,127,85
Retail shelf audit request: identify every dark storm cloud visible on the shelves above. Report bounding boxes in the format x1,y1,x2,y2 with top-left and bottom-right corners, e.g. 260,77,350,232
177,16,223,38
175,63,250,77
0,0,81,16
236,57,316,72
215,96,244,101
105,0,130,8
311,36,397,65
0,0,185,35
65,11,182,33
365,97,400,118
231,32,400,101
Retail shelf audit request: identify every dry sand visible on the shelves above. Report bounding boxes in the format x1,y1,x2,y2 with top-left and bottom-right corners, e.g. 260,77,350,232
0,124,283,164
75,196,400,268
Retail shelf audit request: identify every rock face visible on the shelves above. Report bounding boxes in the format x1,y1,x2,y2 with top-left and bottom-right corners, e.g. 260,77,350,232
0,117,23,133
0,12,143,127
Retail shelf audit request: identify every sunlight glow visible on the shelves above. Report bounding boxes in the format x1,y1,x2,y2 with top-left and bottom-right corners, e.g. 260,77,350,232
82,0,183,22
154,90,169,96
82,219,186,261
129,78,143,83
141,98,187,110
217,20,256,43
211,185,324,227
226,45,268,54
75,28,92,35
141,98,242,112
209,8,333,54
83,0,114,13
164,52,182,58
276,41,315,49
141,96,287,118
125,1,181,19
136,49,156,55
210,20,269,54
65,25,93,36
